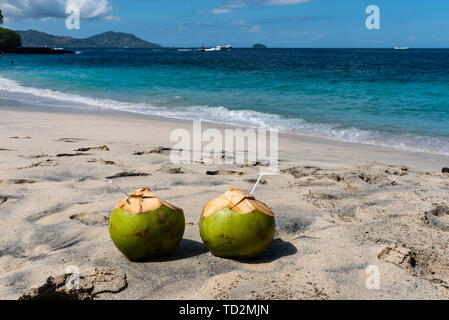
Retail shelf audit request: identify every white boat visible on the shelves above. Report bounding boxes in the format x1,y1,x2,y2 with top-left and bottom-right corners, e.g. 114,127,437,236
394,46,410,50
203,44,232,52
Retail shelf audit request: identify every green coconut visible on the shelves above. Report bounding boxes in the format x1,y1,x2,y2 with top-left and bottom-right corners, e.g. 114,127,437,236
199,188,275,259
109,187,185,261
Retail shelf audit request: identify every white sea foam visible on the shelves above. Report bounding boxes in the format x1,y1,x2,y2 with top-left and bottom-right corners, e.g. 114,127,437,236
1,75,448,156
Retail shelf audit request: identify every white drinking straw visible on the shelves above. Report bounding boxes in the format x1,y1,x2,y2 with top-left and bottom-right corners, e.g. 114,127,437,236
250,174,264,194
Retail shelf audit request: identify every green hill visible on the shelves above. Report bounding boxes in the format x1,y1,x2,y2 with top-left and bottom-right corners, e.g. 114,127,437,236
16,30,162,48
0,28,22,48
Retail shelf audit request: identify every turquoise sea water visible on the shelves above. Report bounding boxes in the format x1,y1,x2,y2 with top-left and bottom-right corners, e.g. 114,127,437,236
0,48,448,154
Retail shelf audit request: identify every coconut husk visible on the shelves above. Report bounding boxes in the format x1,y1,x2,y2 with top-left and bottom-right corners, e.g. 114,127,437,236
203,188,273,217
114,187,181,214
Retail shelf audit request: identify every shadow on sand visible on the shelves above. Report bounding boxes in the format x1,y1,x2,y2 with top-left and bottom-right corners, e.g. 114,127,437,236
139,238,296,264
237,238,297,264
140,239,208,263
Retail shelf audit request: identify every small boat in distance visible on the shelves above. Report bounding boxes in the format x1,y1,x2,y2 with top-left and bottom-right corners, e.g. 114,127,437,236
394,46,410,50
201,44,232,52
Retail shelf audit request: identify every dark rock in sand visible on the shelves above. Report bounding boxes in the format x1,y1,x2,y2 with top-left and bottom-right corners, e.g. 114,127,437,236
19,268,127,300
238,160,270,168
206,170,247,176
18,159,57,170
56,153,91,157
150,147,175,156
246,178,268,185
385,166,408,176
378,244,416,268
99,160,116,165
106,172,150,179
133,151,149,156
2,179,36,185
158,166,184,174
19,154,49,159
75,145,109,152
281,167,320,179
442,167,449,174
87,159,116,165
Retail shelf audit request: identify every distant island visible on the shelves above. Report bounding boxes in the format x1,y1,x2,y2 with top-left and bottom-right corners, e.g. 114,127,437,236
253,44,267,49
16,30,162,48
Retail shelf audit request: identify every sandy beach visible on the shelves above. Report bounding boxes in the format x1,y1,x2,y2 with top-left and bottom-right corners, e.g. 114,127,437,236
0,102,448,300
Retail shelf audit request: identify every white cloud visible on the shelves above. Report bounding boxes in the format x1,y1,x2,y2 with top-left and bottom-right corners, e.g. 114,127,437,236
0,0,113,20
210,8,232,14
204,0,312,14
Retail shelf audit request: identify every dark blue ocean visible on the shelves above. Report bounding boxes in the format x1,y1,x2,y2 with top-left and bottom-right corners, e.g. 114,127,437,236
1,48,448,154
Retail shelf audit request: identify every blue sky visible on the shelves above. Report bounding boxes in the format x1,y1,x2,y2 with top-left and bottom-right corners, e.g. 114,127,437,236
2,0,449,48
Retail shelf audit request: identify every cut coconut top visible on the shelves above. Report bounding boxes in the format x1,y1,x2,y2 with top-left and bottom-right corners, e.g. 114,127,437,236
203,188,273,217
114,187,181,214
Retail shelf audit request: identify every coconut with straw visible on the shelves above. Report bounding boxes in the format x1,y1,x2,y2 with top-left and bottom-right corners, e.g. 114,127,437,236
199,188,275,259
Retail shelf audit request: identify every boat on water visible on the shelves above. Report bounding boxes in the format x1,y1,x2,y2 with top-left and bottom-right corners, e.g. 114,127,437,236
201,44,232,52
394,46,410,50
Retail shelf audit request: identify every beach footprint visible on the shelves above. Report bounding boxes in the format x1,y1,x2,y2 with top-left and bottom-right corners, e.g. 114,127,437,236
70,212,109,226
424,205,449,232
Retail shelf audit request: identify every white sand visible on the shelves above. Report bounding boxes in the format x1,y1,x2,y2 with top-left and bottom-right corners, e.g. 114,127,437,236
0,105,448,299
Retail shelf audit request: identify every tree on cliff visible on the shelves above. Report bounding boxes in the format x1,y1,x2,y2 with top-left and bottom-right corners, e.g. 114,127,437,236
0,10,22,49
0,28,21,48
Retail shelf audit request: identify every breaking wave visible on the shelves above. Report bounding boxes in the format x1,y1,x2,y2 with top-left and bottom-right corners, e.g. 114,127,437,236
1,75,448,156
